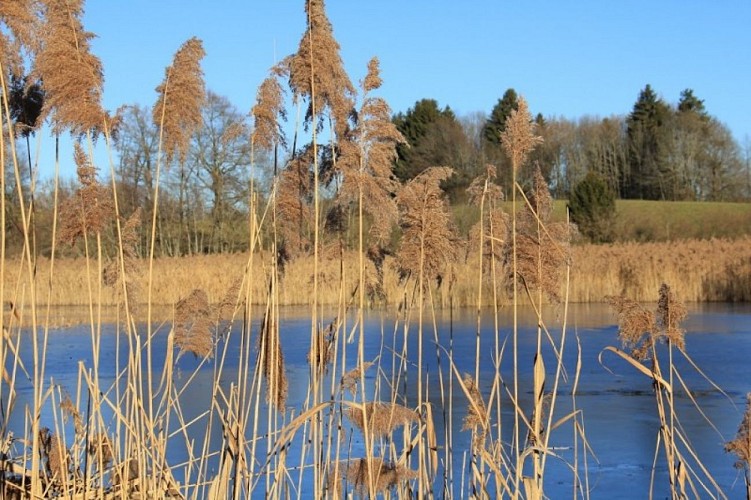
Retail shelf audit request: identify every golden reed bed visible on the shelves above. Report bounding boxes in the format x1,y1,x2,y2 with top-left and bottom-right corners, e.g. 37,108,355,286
4,237,749,312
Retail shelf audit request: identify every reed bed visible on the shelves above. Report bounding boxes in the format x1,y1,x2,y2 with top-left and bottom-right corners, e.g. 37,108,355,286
5,236,749,310
0,1,747,499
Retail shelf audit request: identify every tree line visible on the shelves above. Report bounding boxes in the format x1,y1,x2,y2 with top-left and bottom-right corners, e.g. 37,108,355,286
2,0,749,259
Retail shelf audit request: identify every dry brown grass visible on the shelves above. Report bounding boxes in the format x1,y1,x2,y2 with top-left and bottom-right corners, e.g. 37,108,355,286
4,237,750,315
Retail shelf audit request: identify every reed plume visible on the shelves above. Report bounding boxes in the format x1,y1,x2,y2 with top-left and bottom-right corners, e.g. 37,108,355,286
499,96,542,174
285,0,355,138
153,37,206,163
346,402,418,437
726,394,751,474
104,208,143,313
39,428,68,481
341,361,374,395
508,166,572,303
257,311,288,410
396,166,461,285
58,143,114,246
327,457,417,497
655,282,686,351
607,283,686,360
0,0,39,78
276,144,316,258
173,288,213,358
251,66,287,152
34,0,106,135
466,164,508,271
339,57,404,246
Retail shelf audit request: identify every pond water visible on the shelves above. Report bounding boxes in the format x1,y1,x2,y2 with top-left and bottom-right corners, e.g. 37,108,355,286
5,302,751,498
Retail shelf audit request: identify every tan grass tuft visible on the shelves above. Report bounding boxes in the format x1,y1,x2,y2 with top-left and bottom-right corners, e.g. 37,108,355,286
174,288,213,358
327,457,417,497
153,37,206,163
346,402,418,437
34,0,106,135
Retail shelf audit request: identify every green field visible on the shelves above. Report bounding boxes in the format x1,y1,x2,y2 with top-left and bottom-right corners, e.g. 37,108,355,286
452,199,751,242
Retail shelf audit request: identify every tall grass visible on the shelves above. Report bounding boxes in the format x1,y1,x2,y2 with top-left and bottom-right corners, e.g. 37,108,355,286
0,1,744,499
5,236,749,312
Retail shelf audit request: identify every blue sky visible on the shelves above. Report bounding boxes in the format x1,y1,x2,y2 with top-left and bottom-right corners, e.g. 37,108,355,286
47,2,751,178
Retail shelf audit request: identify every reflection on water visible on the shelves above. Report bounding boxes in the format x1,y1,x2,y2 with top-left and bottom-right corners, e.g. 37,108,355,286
4,302,751,498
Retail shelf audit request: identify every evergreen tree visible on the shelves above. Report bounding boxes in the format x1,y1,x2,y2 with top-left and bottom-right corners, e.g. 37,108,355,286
482,88,519,144
568,171,617,243
625,84,672,199
392,99,465,184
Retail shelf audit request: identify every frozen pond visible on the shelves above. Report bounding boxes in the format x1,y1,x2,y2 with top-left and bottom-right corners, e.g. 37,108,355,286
5,302,751,498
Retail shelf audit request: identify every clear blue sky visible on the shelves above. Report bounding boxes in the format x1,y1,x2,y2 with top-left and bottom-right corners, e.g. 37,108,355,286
51,2,751,178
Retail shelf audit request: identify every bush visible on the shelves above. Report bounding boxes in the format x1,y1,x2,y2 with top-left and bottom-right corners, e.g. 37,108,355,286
568,172,617,243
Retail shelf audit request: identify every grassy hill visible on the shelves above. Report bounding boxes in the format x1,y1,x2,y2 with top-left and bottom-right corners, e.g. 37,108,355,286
453,199,751,243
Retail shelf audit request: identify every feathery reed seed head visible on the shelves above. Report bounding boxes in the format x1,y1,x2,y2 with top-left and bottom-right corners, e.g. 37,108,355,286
346,402,418,437
174,289,214,358
35,0,106,135
726,393,751,469
153,37,206,163
500,96,542,172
